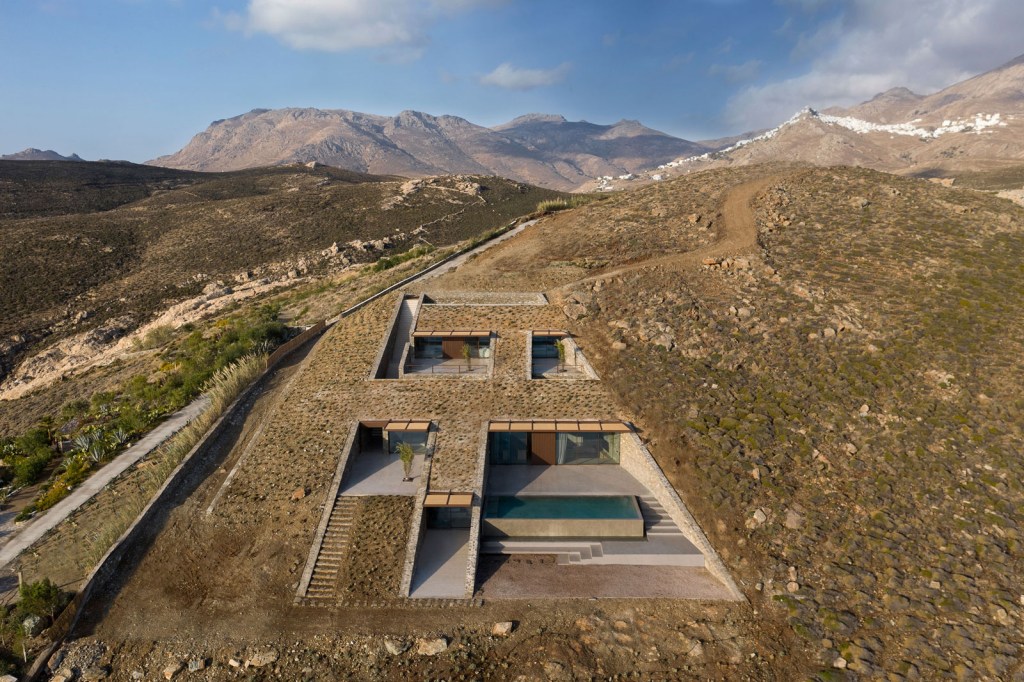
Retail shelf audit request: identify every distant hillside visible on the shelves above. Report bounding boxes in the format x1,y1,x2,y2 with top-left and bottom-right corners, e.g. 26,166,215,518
0,159,561,394
1,148,84,162
655,53,1024,177
150,108,706,191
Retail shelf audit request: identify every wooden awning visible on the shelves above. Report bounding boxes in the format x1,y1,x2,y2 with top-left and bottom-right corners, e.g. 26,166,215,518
532,330,569,337
361,420,431,432
412,330,492,338
423,491,474,507
487,420,632,433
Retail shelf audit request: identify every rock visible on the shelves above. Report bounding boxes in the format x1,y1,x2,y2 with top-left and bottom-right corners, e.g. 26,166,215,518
733,257,751,270
686,641,705,658
416,637,448,656
0,676,20,682
228,658,242,668
22,614,43,636
786,581,800,593
563,301,588,320
784,509,804,529
82,666,110,681
822,327,836,338
291,487,307,501
736,307,753,320
163,662,183,680
843,443,858,455
187,659,207,672
833,656,848,669
131,672,145,680
702,257,718,266
611,341,627,351
746,508,768,529
851,197,870,209
247,649,278,668
491,621,515,637
858,404,870,415
50,672,73,682
384,639,410,655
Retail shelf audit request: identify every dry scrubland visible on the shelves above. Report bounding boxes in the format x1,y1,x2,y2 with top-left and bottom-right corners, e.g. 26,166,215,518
0,160,560,392
42,164,1024,680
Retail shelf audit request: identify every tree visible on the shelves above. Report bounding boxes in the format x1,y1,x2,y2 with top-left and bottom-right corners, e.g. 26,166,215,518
396,441,415,482
461,342,472,371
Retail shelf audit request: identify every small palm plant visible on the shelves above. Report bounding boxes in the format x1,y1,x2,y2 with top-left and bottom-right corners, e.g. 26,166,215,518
396,441,415,482
554,339,566,373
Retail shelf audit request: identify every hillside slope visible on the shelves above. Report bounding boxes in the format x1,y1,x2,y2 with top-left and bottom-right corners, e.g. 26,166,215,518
0,160,560,399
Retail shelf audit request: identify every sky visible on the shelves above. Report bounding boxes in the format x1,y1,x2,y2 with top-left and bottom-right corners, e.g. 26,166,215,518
1,0,1022,162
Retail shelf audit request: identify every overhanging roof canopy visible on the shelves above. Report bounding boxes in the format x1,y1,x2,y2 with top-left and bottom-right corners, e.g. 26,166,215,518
424,491,474,507
412,330,492,338
532,330,569,337
361,420,431,432
487,420,632,433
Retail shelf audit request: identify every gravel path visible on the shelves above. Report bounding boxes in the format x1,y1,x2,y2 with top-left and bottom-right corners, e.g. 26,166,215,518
0,395,210,569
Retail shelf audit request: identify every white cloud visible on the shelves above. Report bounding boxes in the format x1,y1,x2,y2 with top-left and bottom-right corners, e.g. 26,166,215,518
223,0,499,53
726,0,1024,131
709,59,762,84
479,62,571,90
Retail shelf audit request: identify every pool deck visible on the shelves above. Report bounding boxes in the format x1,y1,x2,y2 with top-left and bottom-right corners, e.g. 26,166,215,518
485,464,647,497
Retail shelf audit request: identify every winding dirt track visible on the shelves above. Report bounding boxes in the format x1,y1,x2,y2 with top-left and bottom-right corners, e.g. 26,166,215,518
559,174,784,290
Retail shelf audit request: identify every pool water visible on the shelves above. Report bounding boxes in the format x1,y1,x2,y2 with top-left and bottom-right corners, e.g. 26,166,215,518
484,495,638,520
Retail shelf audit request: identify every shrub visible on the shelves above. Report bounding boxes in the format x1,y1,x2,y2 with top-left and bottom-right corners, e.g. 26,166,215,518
17,578,62,620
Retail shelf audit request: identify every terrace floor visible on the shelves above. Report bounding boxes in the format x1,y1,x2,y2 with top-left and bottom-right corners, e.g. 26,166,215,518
340,448,424,496
404,357,489,376
531,357,587,379
409,528,470,598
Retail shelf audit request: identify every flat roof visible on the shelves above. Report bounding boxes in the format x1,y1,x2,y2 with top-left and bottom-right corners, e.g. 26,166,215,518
487,420,632,433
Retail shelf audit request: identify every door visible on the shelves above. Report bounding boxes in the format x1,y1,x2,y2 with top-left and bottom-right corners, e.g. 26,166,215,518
529,432,557,465
360,427,384,452
442,338,465,360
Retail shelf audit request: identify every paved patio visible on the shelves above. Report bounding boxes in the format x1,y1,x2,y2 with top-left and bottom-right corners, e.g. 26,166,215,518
409,529,469,598
340,449,424,496
485,464,647,496
404,357,488,376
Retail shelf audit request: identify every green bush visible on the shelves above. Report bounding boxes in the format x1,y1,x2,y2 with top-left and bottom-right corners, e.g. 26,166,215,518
17,578,62,620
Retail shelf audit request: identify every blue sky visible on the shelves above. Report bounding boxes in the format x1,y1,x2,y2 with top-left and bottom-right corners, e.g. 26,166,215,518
1,0,1021,162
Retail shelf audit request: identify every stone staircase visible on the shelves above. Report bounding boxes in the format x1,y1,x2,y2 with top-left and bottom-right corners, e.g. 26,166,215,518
639,495,685,538
302,496,359,604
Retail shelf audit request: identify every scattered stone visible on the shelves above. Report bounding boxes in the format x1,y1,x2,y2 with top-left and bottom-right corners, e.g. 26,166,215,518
784,509,804,529
291,487,307,501
833,656,848,669
686,641,705,659
736,307,753,320
611,341,627,351
687,213,701,224
131,672,144,681
163,662,183,680
746,508,768,529
187,659,207,672
929,580,942,590
384,639,410,655
246,649,278,668
0,676,20,682
822,327,836,338
81,666,110,681
416,637,448,655
858,404,870,415
491,621,515,637
842,443,858,455
228,658,242,668
50,671,73,682
702,257,718,266
786,581,800,593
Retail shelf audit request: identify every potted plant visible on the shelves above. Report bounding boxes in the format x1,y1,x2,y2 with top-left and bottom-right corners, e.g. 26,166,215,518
397,441,415,481
554,339,566,373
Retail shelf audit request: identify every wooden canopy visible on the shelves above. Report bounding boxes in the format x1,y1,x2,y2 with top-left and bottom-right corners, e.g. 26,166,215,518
423,491,474,507
360,420,431,432
412,330,492,338
531,330,569,337
487,420,631,433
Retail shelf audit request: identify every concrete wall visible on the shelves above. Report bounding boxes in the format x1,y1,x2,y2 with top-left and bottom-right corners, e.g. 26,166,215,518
482,516,643,539
618,432,745,600
368,294,408,380
525,332,599,380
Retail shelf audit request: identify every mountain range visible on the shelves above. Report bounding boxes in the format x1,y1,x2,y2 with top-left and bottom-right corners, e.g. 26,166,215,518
1,148,83,162
656,53,1024,178
149,110,706,191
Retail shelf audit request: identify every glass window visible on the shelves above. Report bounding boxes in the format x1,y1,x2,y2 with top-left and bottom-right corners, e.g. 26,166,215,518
427,507,471,529
389,431,428,454
532,336,559,358
488,431,528,464
414,337,443,359
556,432,619,464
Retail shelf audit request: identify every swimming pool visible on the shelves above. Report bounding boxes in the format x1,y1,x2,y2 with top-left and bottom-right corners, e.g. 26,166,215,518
482,495,644,538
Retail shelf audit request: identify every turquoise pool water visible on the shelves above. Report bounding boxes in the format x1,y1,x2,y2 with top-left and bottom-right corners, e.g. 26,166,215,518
484,495,638,520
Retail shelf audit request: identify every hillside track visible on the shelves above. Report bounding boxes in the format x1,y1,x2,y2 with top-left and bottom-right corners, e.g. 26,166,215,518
556,173,789,293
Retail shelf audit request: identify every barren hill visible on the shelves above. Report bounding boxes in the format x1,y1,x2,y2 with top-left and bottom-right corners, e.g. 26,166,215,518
1,148,83,162
657,53,1024,177
150,108,705,190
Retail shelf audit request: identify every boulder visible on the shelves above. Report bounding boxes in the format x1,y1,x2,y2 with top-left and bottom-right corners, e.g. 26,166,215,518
246,649,278,668
491,621,515,637
163,662,182,680
22,614,43,636
415,637,448,656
